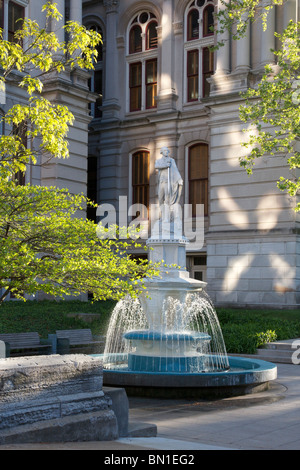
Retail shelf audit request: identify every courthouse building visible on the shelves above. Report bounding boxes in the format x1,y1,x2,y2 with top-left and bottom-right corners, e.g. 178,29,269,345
1,0,299,307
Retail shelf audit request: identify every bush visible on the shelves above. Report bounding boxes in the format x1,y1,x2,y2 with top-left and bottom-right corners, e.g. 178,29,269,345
217,309,300,354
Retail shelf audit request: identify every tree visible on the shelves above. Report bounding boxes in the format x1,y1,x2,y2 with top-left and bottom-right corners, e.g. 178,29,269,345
216,0,300,210
0,2,158,305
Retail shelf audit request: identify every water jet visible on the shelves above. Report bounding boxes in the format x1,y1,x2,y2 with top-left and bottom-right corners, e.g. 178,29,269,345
95,147,277,399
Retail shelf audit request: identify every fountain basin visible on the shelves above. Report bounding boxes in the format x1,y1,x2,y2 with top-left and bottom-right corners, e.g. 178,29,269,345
123,329,212,373
94,355,277,399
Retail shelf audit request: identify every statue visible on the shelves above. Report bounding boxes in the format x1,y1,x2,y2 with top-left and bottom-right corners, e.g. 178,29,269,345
153,147,183,238
155,147,183,210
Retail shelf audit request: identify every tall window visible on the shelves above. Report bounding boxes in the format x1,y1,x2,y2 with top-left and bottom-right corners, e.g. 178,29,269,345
0,1,26,42
8,1,24,43
127,12,158,112
146,59,157,109
129,62,142,112
0,1,4,29
185,0,215,101
188,144,209,216
132,151,150,218
187,50,199,101
87,24,103,119
129,25,142,54
87,156,97,222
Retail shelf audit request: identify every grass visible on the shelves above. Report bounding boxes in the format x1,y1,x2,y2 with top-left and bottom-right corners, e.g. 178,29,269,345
216,307,300,354
0,301,299,355
0,299,116,338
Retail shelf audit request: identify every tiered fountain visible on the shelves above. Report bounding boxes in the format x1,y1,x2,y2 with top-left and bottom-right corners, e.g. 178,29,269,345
98,148,277,398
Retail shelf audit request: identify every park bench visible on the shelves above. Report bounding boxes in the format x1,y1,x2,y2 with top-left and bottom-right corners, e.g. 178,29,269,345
0,332,52,357
55,328,105,354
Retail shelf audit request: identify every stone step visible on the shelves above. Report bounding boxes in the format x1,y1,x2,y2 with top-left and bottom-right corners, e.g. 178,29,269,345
255,338,300,364
261,339,299,351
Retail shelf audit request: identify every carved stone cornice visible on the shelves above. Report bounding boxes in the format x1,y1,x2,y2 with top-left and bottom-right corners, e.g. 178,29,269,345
103,0,119,13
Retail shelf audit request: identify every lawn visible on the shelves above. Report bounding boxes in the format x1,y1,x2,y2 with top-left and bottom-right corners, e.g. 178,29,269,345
0,299,116,339
0,300,299,355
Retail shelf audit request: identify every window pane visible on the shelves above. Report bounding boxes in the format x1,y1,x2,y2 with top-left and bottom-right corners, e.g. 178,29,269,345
187,50,198,76
0,0,3,29
146,60,157,84
94,70,102,118
203,48,214,97
132,151,150,213
187,50,199,102
187,9,199,40
203,5,214,36
146,21,158,49
129,25,142,54
189,144,208,179
130,63,142,111
189,144,209,216
130,87,141,111
130,63,141,87
8,2,24,42
146,60,157,108
188,77,198,101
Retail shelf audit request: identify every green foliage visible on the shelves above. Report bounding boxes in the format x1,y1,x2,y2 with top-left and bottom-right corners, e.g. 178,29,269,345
0,2,102,179
216,1,300,210
0,182,158,303
217,309,300,354
0,2,159,306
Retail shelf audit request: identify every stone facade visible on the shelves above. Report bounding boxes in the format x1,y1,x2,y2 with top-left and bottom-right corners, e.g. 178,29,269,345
83,0,299,308
1,0,299,308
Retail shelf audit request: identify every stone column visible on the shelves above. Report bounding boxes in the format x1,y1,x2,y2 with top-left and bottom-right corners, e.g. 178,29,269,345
215,0,230,75
3,0,8,41
69,0,82,23
51,0,65,43
102,0,120,121
283,0,297,28
235,14,250,72
157,0,178,111
260,1,275,67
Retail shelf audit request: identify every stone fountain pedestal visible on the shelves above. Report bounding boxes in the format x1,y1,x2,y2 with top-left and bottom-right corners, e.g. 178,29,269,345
0,355,123,444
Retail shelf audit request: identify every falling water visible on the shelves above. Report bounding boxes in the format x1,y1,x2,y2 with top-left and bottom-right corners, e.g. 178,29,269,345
103,291,229,373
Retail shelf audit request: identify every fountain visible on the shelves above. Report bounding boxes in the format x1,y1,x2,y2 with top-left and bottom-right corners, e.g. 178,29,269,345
97,147,277,398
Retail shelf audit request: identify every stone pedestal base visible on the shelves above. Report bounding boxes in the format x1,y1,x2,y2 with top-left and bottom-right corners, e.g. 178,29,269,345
0,355,121,443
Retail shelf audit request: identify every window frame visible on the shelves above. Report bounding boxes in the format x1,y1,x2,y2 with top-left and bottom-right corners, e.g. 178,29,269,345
184,0,215,103
132,150,150,219
126,11,159,113
129,61,142,112
187,143,209,217
85,22,104,119
1,0,28,42
145,58,157,109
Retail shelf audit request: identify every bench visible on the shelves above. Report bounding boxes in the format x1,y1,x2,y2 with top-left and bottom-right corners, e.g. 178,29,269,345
55,329,105,354
0,332,52,357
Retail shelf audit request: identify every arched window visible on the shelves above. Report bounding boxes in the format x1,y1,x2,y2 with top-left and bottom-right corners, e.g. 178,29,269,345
187,8,199,41
185,0,215,101
127,12,158,112
86,24,103,119
188,143,209,216
146,20,158,50
129,24,142,54
203,4,214,36
132,151,150,217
